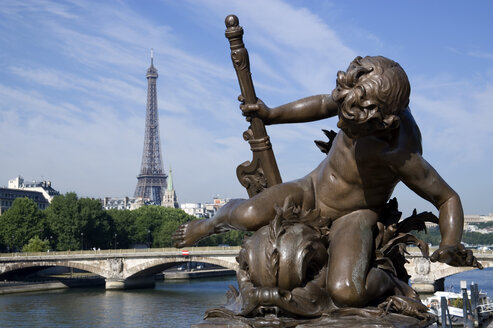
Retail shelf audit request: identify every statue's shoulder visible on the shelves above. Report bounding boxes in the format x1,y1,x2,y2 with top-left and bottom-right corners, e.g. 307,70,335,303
383,108,423,169
398,107,423,155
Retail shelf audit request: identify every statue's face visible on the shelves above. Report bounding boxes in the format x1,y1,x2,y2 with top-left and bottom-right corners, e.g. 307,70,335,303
337,113,380,139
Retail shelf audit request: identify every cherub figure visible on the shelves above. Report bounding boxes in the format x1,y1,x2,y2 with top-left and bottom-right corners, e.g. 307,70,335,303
173,56,481,308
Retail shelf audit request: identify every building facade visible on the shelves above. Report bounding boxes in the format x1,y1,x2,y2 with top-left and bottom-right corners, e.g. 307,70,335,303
180,197,230,218
0,176,59,214
102,197,147,210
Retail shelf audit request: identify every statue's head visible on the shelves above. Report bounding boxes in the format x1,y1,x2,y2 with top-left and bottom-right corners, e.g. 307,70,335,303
332,56,410,138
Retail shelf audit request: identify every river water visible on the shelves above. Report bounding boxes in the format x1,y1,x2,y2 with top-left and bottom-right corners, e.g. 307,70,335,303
0,276,237,328
0,269,492,328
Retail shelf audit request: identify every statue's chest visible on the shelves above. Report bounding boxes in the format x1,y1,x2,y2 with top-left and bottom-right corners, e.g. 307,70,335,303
327,135,391,184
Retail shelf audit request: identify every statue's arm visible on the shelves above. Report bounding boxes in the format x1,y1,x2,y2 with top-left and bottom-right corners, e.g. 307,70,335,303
241,94,338,125
395,153,463,246
394,152,481,268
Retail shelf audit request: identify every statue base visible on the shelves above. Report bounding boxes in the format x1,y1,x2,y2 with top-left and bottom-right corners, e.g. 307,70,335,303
191,313,435,328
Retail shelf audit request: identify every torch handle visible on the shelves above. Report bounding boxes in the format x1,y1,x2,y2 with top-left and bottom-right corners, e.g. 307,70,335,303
225,15,282,195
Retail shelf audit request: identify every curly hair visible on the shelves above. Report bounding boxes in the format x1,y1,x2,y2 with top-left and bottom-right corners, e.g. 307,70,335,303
332,56,410,130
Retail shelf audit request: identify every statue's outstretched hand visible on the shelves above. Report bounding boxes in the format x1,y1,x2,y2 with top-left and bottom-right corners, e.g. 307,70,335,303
430,244,483,269
238,95,271,123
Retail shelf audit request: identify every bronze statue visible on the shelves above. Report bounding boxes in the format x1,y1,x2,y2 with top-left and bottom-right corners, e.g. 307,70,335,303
175,15,482,327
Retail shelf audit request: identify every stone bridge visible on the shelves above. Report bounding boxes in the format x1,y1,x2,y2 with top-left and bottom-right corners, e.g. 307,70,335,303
405,247,493,293
1,246,491,291
0,247,239,289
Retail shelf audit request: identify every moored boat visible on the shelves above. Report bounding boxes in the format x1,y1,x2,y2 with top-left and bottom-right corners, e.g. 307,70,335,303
425,290,493,326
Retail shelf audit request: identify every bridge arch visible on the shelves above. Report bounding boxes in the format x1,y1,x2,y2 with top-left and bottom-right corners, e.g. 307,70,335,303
0,261,107,279
125,256,238,278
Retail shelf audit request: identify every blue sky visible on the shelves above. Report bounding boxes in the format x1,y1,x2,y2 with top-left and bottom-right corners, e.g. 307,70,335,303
0,0,492,216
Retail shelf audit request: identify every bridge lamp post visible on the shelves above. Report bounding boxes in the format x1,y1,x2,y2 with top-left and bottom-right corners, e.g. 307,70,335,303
114,233,117,250
80,232,84,251
147,229,151,248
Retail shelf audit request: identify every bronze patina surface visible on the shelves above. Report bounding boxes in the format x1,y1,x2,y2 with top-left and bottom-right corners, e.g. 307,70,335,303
173,14,482,327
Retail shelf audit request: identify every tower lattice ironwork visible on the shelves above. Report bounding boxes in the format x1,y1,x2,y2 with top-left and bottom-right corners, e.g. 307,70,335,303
134,50,167,205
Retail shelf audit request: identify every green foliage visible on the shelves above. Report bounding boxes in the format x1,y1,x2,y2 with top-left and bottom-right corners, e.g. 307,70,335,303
22,236,50,252
413,226,441,246
413,225,493,246
0,197,47,251
107,209,135,249
472,222,493,229
107,206,196,248
462,231,493,245
154,209,191,247
132,206,167,246
197,230,246,247
1,194,244,251
77,197,114,249
45,193,81,250
450,297,463,308
45,193,114,251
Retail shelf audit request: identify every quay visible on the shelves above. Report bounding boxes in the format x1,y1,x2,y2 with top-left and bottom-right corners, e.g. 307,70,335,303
0,275,105,295
0,268,234,295
162,268,235,280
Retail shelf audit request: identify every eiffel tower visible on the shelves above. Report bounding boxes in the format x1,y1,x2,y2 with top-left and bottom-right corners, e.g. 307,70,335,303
134,49,167,205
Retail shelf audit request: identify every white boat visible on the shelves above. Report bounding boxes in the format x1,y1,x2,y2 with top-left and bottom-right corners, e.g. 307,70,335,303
425,290,493,326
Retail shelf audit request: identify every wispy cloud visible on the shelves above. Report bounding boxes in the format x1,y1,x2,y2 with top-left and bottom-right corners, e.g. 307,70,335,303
467,51,493,60
10,66,79,90
412,80,493,165
9,66,144,110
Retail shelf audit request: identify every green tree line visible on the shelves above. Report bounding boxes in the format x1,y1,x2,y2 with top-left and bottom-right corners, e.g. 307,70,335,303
0,193,245,252
413,226,493,246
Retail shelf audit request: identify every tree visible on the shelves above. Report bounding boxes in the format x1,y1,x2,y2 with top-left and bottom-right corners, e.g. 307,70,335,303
45,193,116,250
22,236,50,252
413,226,493,246
0,197,47,251
132,206,194,247
197,230,246,247
132,206,164,247
78,197,114,249
412,226,441,246
153,208,194,247
107,209,136,249
45,193,81,250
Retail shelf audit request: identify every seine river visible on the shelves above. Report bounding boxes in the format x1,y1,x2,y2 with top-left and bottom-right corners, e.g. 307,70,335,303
0,276,237,328
0,269,492,328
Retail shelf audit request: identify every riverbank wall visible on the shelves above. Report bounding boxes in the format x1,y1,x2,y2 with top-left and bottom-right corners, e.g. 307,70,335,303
0,277,105,295
0,268,236,294
162,268,235,280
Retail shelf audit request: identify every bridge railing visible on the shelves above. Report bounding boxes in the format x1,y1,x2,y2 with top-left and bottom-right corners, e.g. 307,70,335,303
0,246,242,258
1,245,490,259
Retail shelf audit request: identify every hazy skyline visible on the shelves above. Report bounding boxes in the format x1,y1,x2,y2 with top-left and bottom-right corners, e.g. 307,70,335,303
1,1,492,216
